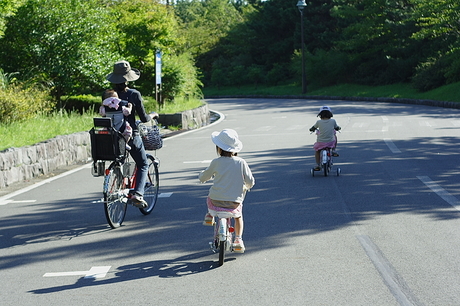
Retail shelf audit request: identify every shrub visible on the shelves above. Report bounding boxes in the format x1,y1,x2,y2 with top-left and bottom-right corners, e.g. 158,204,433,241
0,85,55,124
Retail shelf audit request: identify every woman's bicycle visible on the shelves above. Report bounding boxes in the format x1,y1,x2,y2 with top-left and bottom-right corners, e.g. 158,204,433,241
90,118,160,228
208,211,236,266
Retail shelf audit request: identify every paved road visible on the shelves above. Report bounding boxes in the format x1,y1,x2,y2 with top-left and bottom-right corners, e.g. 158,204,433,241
1,98,460,305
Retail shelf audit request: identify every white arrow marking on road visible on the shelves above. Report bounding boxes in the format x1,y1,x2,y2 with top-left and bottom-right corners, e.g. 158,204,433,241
43,266,111,279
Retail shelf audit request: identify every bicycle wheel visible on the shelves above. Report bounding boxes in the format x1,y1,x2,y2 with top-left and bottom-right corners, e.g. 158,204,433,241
103,164,127,228
139,155,159,215
219,240,226,266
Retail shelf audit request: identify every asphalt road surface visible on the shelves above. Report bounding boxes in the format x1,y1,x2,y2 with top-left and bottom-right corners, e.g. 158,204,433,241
1,98,460,305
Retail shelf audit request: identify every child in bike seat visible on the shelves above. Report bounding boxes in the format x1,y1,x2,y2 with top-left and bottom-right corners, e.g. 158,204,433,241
199,129,255,253
99,89,133,150
309,106,341,171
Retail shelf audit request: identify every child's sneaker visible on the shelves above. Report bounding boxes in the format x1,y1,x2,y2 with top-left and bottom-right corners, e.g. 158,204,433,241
332,150,339,157
233,238,245,253
203,213,215,226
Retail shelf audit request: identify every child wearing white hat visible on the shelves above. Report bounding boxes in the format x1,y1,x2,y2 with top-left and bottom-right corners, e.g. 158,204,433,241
199,129,255,253
309,106,341,171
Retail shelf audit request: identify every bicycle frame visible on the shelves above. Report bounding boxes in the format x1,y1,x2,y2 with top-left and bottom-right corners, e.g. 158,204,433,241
103,152,160,228
209,212,235,266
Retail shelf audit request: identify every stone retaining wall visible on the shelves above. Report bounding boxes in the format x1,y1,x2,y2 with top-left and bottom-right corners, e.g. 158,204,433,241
0,132,91,188
158,103,210,130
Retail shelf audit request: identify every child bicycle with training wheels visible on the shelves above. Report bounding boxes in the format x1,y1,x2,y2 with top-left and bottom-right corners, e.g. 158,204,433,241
309,106,341,172
199,129,255,255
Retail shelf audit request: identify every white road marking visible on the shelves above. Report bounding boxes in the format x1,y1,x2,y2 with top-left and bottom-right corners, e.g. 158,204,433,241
158,193,173,198
419,121,436,127
43,266,111,279
384,138,401,153
0,199,36,206
255,126,275,132
286,125,306,130
357,235,420,305
417,176,460,211
0,163,91,204
183,160,212,164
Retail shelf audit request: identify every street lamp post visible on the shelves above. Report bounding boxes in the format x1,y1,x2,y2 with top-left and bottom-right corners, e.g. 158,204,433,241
297,0,307,94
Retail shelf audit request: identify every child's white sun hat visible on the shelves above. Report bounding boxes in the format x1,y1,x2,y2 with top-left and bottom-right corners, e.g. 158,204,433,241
211,129,243,153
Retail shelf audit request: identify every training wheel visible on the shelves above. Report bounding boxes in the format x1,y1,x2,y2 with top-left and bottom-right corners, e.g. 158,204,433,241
337,168,341,176
310,168,315,177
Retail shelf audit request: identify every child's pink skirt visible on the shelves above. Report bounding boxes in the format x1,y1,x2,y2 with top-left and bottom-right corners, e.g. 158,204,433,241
207,197,243,218
314,140,336,151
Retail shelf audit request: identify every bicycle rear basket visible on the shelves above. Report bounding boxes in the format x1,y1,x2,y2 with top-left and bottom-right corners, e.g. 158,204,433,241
89,118,126,161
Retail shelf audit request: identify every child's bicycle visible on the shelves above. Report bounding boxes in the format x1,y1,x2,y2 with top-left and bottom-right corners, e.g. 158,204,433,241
208,211,238,266
311,146,341,177
310,128,341,177
90,118,160,228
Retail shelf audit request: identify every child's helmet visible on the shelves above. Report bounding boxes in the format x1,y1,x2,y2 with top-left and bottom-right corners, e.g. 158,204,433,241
318,106,332,114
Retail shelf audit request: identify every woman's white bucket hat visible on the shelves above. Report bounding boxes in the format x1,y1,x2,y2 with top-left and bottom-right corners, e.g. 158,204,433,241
211,129,243,153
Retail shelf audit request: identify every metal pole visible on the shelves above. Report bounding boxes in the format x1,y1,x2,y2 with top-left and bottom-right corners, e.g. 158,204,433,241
300,10,307,94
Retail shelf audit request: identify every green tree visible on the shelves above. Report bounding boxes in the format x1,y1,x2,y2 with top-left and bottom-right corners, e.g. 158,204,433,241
330,0,420,85
409,0,460,91
0,0,119,100
0,0,24,37
112,0,201,103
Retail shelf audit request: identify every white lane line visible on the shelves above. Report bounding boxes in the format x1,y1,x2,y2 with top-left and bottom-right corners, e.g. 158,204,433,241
381,116,400,153
384,138,401,153
286,125,307,130
357,235,420,306
417,176,460,211
43,266,111,279
0,163,91,205
255,126,275,132
158,193,173,198
183,160,212,164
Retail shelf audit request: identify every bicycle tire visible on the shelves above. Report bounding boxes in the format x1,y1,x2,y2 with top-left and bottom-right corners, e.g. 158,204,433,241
321,150,328,177
139,155,159,215
219,240,226,266
103,164,127,228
